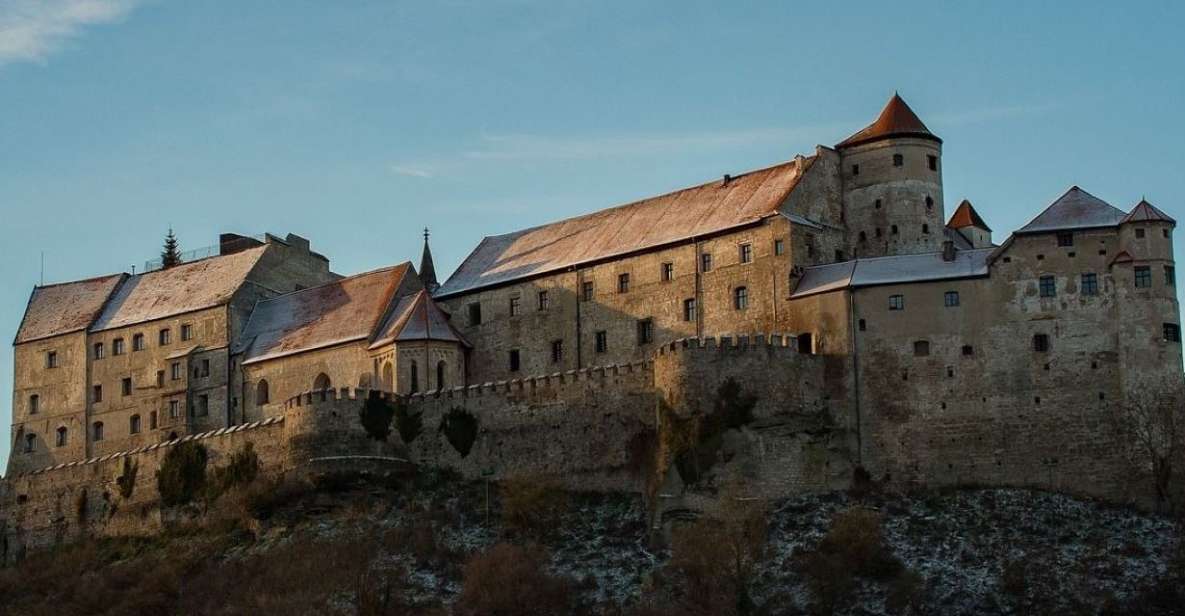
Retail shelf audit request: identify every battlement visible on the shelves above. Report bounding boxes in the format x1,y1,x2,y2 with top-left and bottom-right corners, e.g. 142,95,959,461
654,332,807,355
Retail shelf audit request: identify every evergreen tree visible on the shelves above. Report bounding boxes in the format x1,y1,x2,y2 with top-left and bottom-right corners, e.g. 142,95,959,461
161,228,182,269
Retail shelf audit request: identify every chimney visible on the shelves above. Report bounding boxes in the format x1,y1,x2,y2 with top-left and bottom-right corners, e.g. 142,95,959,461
722,174,732,186
942,240,957,262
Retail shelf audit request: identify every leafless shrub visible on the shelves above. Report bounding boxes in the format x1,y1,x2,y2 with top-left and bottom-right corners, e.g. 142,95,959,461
455,542,573,616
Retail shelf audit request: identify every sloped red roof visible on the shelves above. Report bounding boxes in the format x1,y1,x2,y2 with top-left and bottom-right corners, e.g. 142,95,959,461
370,290,470,348
14,274,126,344
238,264,411,364
1122,199,1176,225
947,199,992,232
437,158,812,297
837,94,941,148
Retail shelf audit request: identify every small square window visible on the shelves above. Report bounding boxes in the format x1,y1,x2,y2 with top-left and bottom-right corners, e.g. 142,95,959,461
893,153,904,167
538,290,550,310
888,295,904,311
913,340,930,357
508,350,521,372
1135,266,1152,288
468,303,482,325
1057,232,1073,247
701,253,713,272
581,281,594,302
1136,228,1146,239
618,273,631,294
1164,323,1181,343
551,340,564,363
944,291,960,307
637,319,654,345
595,331,608,353
1039,275,1056,297
181,324,194,341
739,244,753,264
661,262,674,282
1081,273,1098,295
683,298,697,322
1033,334,1050,352
509,296,522,317
774,239,785,256
927,155,937,171
961,345,974,356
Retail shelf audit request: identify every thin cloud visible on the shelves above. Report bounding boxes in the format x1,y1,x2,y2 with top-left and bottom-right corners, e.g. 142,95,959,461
930,102,1058,127
390,164,434,178
0,0,144,67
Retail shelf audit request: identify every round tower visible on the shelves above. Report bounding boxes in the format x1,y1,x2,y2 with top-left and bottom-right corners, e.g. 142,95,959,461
837,94,945,258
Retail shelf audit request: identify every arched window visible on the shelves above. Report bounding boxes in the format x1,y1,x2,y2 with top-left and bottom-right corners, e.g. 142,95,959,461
734,286,749,310
410,361,419,394
382,362,394,391
93,422,104,441
24,433,35,453
436,361,446,391
256,380,270,405
56,427,67,447
29,394,39,415
130,414,141,434
313,373,331,391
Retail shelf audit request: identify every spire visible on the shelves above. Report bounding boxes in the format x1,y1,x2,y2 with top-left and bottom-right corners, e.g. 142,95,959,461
837,93,941,148
947,199,992,232
1122,198,1176,225
420,228,439,294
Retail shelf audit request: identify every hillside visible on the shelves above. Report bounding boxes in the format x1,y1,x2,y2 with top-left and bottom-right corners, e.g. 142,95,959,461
1,470,1182,615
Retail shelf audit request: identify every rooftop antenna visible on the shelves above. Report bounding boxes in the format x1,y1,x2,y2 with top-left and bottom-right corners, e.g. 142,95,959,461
39,251,44,286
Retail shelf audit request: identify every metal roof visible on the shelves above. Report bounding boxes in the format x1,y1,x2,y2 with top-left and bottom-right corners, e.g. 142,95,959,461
1122,200,1176,225
791,248,995,298
437,158,812,297
238,264,410,365
370,290,470,348
1015,186,1127,235
91,246,269,332
836,94,941,149
14,274,126,345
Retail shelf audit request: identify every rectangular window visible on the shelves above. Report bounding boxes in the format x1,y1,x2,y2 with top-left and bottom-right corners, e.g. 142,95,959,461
1165,323,1181,343
1057,232,1073,247
1039,275,1056,297
537,290,550,310
196,394,209,417
1166,266,1176,287
927,155,937,171
774,239,785,256
661,262,674,282
637,319,654,345
159,328,171,346
132,333,144,351
852,164,859,176
913,340,930,357
1135,266,1152,288
93,342,105,359
734,287,749,310
683,298,697,322
468,302,482,325
171,362,182,381
181,324,194,341
46,351,58,368
962,345,974,356
1033,334,1050,352
893,153,904,167
93,384,103,403
1081,273,1099,295
595,331,608,353
121,377,132,396
93,422,104,441
156,370,165,387
508,350,521,372
739,244,753,264
888,295,904,311
701,253,713,272
201,359,210,378
169,400,180,418
618,273,630,293
1136,228,1146,239
551,340,563,364
130,415,141,434
150,411,158,429
112,338,125,356
581,281,594,302
944,291,960,307
509,296,522,317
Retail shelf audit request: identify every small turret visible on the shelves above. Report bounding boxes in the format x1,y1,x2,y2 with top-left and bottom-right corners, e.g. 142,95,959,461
420,228,439,294
947,199,993,248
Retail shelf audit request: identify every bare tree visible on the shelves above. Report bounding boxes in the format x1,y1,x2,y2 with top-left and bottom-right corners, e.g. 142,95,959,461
1109,385,1184,512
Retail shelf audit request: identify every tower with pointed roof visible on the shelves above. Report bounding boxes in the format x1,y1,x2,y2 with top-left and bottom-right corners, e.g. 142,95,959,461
420,228,440,294
837,93,945,259
947,199,993,248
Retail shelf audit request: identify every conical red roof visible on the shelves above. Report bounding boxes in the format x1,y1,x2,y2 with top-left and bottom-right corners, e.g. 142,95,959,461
837,94,941,148
1122,199,1176,225
947,199,991,232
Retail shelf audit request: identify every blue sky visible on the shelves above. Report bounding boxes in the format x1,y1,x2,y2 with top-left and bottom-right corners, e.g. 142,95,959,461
1,0,1182,468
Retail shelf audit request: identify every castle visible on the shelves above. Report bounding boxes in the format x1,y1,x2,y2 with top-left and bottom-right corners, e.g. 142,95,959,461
3,95,1182,556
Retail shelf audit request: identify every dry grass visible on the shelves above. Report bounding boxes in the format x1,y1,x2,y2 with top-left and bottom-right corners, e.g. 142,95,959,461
455,542,573,616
